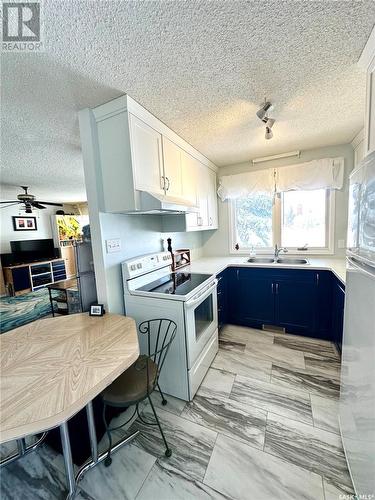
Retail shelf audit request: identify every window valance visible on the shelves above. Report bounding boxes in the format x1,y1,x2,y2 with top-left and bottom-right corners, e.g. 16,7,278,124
217,168,275,201
217,157,344,201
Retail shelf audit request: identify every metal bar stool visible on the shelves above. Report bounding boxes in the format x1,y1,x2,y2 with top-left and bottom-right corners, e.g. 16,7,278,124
101,318,177,466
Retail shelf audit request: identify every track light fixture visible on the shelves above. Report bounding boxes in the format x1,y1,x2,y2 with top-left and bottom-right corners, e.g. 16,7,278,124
256,98,275,140
265,127,273,140
256,100,272,120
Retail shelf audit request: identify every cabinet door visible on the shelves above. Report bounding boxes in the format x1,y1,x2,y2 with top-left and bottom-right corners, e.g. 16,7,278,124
182,151,199,229
275,279,316,334
162,136,183,198
129,114,164,194
61,246,76,278
197,165,210,227
217,270,228,330
332,280,345,353
12,267,31,292
181,150,199,205
315,271,333,340
229,268,275,327
207,168,218,229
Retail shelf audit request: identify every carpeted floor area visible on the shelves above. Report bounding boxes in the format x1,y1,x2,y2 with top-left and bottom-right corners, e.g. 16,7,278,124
0,289,52,333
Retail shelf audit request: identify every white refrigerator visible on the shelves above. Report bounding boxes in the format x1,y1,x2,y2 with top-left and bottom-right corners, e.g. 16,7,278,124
340,151,375,497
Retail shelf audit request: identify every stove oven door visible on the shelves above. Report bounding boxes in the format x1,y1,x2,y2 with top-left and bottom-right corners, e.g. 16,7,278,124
184,279,218,368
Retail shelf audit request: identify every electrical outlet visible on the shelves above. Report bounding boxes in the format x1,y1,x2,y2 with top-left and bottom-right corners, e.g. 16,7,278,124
338,239,346,249
106,238,121,253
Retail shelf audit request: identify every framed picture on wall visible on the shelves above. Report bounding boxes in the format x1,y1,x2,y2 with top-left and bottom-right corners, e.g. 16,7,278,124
12,216,38,231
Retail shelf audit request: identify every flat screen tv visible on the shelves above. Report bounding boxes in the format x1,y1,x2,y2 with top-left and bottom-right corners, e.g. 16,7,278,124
10,238,56,263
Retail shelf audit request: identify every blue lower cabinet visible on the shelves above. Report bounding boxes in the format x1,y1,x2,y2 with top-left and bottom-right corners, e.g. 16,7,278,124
217,270,228,330
227,267,321,336
12,267,31,293
332,278,345,353
221,266,345,340
228,268,274,328
275,279,316,335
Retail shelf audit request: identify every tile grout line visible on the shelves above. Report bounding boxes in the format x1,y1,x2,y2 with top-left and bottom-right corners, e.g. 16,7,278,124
133,458,158,500
321,473,327,500
201,430,220,486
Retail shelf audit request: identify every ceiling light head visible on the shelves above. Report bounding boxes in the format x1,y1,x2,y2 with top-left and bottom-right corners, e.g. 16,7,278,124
264,117,275,129
265,126,273,140
256,100,272,120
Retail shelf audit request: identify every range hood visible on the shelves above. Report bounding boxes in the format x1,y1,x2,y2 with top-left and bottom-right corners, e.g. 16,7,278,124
124,191,200,215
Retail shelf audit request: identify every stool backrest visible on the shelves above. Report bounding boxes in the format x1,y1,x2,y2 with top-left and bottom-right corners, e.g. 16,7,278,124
138,319,177,385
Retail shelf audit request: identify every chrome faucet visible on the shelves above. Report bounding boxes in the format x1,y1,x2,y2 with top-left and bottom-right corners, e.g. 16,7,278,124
274,244,288,259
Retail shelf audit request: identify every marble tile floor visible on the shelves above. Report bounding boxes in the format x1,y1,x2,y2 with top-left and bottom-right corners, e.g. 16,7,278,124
0,324,354,500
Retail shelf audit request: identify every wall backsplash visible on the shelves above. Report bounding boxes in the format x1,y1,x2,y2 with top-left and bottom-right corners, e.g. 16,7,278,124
98,213,203,313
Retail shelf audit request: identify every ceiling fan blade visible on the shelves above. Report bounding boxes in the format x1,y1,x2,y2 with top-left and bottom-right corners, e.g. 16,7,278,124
31,202,47,209
0,200,19,204
0,202,21,209
37,201,63,207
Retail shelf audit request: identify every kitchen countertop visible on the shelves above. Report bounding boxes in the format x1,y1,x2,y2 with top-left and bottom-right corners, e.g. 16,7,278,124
187,256,346,284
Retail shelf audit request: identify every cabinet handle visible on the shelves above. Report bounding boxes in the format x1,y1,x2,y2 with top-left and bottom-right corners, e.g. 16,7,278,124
316,273,319,285
165,177,170,191
161,176,165,190
209,217,213,226
272,283,274,294
236,269,239,280
276,283,279,294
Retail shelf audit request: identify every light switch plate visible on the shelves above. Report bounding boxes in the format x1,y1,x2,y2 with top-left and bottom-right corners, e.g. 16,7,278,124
106,238,121,253
338,239,346,249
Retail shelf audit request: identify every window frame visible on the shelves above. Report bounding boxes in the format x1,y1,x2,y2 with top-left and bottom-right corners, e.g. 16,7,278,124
229,189,335,255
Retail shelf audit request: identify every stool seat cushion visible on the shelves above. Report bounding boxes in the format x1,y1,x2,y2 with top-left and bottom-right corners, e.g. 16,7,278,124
102,355,158,406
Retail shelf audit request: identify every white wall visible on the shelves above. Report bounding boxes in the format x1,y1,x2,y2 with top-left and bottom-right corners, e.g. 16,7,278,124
201,144,355,257
96,212,203,314
0,203,87,254
0,205,57,254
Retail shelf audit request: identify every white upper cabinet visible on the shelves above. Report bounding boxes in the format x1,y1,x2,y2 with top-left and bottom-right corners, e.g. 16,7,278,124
80,95,218,223
207,168,218,229
129,113,164,195
181,150,199,206
185,157,218,231
162,136,183,198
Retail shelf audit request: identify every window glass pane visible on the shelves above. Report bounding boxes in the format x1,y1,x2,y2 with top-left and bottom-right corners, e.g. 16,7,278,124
234,192,273,248
281,189,327,247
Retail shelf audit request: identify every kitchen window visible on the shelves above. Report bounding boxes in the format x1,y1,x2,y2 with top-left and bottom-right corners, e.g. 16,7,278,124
230,188,335,254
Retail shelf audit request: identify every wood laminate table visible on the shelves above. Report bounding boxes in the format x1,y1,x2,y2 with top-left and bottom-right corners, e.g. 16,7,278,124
0,313,140,498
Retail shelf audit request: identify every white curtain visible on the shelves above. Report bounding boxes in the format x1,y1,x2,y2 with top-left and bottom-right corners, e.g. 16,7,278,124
217,168,275,201
217,157,344,201
275,157,344,192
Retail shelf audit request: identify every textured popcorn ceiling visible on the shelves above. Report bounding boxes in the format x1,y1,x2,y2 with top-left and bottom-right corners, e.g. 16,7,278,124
1,1,374,202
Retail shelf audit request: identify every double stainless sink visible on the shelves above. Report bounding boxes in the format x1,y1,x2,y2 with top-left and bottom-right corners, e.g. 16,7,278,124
247,257,309,265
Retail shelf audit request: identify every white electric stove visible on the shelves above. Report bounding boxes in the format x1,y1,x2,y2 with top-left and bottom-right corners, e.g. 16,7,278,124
122,252,218,401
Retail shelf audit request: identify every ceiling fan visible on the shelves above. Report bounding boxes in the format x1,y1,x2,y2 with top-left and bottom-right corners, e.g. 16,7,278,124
0,186,63,213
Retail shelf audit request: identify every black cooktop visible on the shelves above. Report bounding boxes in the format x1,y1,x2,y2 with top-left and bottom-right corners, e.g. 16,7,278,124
137,272,212,296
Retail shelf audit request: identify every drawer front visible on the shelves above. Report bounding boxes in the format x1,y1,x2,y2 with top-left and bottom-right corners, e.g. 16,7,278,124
31,263,51,275
52,260,65,270
53,272,67,282
188,332,218,399
32,274,52,287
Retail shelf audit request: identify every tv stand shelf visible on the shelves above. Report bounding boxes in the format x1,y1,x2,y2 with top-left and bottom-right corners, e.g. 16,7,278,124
3,259,67,296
